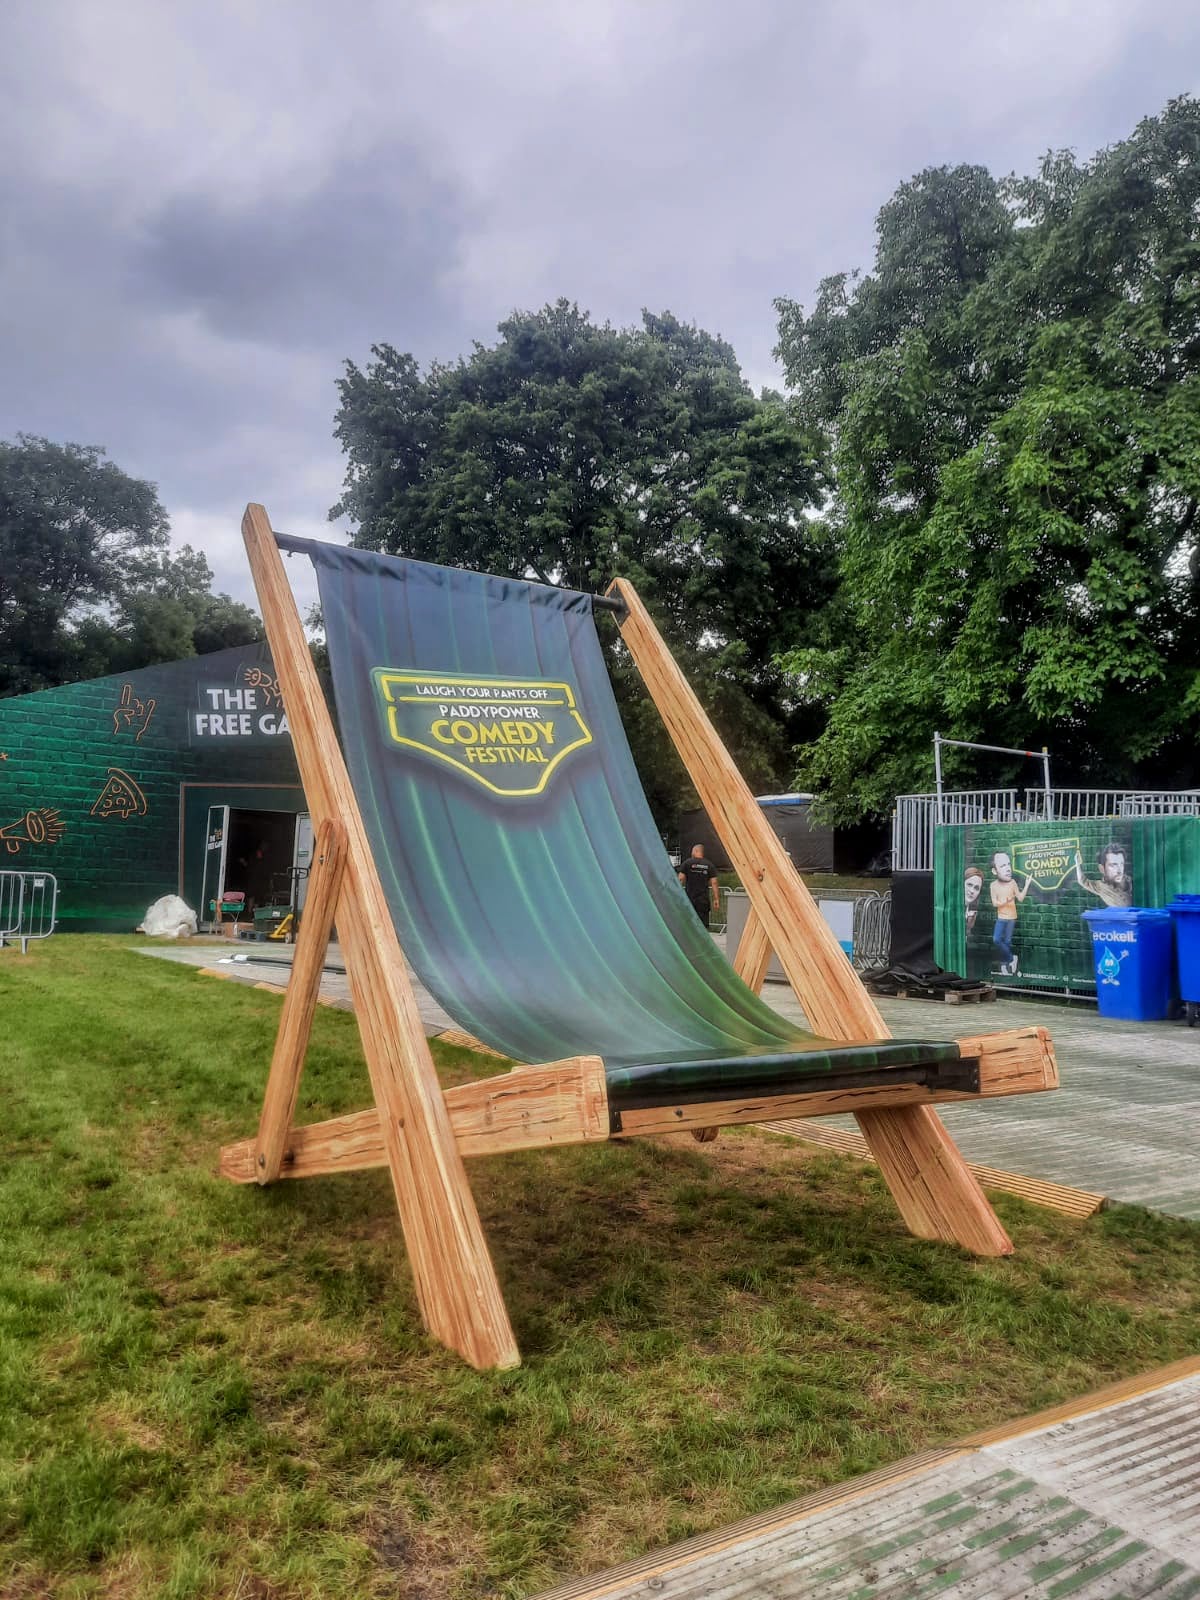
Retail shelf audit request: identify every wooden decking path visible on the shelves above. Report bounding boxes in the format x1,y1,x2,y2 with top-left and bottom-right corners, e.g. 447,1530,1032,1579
536,1359,1200,1600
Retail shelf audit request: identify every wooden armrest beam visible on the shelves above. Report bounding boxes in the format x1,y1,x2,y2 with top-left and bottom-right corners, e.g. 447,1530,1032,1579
220,1029,1053,1183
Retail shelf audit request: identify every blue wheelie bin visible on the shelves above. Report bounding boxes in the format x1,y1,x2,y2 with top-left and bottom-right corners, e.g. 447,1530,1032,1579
1169,895,1200,1027
1081,907,1174,1021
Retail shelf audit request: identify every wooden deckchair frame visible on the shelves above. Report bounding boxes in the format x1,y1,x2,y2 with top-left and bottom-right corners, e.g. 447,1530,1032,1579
220,504,1058,1371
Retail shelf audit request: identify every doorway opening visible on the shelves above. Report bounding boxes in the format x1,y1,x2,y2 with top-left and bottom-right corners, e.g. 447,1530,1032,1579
199,805,312,932
223,809,298,912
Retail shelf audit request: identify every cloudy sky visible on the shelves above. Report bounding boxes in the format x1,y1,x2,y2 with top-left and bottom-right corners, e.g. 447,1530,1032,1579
3,1,1198,617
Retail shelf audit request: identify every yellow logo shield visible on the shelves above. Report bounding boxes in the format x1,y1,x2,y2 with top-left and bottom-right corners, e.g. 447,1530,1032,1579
373,670,593,797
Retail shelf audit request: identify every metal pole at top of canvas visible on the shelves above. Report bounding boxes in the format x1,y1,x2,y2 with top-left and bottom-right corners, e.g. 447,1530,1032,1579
933,734,1053,822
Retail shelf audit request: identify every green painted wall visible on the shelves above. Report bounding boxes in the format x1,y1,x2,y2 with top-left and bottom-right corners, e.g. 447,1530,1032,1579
935,815,1200,990
0,645,302,930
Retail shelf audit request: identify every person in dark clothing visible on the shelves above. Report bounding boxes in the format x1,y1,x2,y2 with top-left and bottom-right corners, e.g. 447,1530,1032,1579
679,844,720,930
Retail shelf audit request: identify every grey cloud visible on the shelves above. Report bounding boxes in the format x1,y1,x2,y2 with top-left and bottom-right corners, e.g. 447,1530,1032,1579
134,140,473,353
1,0,1197,613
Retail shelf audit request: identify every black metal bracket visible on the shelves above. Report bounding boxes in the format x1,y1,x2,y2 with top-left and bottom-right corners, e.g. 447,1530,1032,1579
592,591,628,621
274,531,321,557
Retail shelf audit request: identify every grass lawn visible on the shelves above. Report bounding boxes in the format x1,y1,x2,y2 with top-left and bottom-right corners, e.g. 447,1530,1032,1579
3,937,1200,1599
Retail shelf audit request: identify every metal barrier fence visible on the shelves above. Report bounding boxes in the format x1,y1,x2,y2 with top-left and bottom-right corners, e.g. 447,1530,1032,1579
1023,788,1200,820
892,791,1024,872
893,789,1200,871
853,890,891,971
0,871,58,954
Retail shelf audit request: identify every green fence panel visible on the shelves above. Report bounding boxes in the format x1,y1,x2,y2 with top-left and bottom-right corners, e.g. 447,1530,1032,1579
933,815,1200,990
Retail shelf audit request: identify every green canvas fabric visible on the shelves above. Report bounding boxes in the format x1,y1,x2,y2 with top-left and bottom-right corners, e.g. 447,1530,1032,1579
301,538,963,1104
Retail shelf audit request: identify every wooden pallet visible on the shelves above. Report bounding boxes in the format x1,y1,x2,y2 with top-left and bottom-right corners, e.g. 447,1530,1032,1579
888,984,996,1004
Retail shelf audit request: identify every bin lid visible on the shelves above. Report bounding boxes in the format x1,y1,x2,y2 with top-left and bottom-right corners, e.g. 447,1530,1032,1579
1169,894,1200,913
1081,907,1171,923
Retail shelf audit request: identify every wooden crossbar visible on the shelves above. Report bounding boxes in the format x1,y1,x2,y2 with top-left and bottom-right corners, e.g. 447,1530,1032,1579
220,1027,1056,1182
254,817,346,1182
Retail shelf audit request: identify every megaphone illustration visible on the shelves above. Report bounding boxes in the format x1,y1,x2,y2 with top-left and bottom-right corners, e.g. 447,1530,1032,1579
0,807,66,853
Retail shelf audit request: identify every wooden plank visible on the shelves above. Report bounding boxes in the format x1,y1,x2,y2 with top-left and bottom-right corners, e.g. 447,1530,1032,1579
961,1355,1200,1446
444,1055,608,1155
253,818,346,1183
611,576,1016,1257
241,503,518,1371
953,1024,1058,1093
220,1056,609,1180
220,1028,1054,1180
533,1452,967,1600
731,902,773,992
436,1026,511,1061
611,577,884,1040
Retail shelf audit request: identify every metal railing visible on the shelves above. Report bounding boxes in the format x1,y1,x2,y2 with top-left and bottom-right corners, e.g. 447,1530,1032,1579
853,890,892,971
1023,788,1200,820
0,871,58,954
893,788,1200,871
893,791,1024,872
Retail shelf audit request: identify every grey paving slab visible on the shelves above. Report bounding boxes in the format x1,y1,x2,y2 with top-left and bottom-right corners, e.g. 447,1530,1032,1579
135,930,1200,1218
132,937,457,1033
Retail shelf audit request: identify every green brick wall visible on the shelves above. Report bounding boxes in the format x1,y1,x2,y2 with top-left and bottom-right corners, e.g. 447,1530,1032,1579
0,645,302,930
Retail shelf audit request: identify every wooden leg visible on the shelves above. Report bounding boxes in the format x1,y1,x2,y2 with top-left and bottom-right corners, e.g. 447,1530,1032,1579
855,1106,1013,1256
254,818,347,1184
611,575,1015,1259
244,504,518,1371
732,903,773,992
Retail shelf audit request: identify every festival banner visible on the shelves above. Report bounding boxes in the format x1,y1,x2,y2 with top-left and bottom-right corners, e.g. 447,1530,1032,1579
939,819,1140,989
373,670,593,797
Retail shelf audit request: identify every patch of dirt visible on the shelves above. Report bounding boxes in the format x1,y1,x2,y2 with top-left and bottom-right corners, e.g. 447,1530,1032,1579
0,1574,58,1599
230,1577,289,1600
365,1514,473,1599
93,1405,167,1453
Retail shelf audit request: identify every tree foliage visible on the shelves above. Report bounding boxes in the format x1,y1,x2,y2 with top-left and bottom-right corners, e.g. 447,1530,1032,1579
775,97,1200,820
333,302,833,819
0,437,262,696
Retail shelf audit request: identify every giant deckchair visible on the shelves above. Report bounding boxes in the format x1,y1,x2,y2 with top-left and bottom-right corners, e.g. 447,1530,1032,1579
220,505,1058,1370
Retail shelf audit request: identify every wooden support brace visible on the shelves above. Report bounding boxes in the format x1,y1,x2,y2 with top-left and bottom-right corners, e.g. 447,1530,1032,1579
220,1028,1056,1182
732,902,774,992
253,818,346,1183
610,577,1016,1257
242,503,519,1370
221,1056,609,1179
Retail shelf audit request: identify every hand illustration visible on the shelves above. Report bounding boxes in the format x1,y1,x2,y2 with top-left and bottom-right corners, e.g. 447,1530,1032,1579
113,683,156,741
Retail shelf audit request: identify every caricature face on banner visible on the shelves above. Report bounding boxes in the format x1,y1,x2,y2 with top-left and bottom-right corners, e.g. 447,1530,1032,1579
960,823,1134,986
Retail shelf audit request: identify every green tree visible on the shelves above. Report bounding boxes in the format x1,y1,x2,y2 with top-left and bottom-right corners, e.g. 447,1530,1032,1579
333,302,833,819
0,437,262,694
774,98,1200,821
